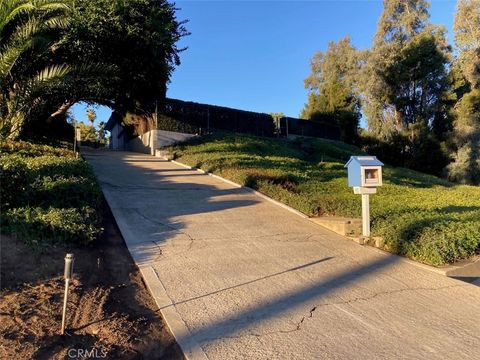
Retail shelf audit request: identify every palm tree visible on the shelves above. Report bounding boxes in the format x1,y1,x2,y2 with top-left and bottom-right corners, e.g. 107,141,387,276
86,108,96,128
0,0,72,139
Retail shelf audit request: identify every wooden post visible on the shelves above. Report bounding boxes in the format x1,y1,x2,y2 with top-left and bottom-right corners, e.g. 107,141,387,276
361,194,370,237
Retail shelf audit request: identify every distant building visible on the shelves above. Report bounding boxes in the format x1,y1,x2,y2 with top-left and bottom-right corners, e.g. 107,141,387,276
105,112,128,150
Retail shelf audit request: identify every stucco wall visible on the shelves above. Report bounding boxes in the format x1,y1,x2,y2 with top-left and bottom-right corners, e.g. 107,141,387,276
128,129,195,155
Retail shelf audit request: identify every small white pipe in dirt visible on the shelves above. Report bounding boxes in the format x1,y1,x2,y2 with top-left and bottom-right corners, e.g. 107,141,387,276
61,253,74,335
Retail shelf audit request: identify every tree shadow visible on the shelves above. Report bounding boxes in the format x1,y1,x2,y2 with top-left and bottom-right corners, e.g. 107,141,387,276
384,167,454,188
167,257,335,309
181,255,398,344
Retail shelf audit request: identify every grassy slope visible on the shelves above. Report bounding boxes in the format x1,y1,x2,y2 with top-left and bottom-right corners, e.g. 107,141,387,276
168,133,480,266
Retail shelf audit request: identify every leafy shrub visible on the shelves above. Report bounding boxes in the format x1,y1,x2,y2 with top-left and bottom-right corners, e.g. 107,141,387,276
0,140,102,245
0,155,30,208
3,207,100,245
374,209,480,265
0,139,73,158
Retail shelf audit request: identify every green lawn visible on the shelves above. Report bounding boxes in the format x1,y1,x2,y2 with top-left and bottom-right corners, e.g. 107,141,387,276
167,132,480,266
0,140,102,246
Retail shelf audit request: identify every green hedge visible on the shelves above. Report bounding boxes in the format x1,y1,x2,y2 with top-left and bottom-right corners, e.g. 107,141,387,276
1,140,102,245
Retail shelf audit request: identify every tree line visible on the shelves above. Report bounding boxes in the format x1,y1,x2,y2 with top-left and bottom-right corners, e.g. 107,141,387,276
0,0,187,141
302,0,480,184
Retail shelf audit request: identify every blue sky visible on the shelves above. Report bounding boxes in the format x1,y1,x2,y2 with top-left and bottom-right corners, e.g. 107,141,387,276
71,0,457,126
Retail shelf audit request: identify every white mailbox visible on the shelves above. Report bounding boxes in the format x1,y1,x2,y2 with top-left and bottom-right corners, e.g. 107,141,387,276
344,156,384,237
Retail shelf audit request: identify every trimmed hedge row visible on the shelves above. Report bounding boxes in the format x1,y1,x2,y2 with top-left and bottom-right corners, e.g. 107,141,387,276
1,140,102,245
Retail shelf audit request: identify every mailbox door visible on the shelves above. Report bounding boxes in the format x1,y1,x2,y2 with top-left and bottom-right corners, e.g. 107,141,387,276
361,166,382,187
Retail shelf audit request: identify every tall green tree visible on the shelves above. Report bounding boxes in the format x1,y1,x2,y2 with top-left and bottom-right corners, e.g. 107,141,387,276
1,0,188,140
55,0,188,115
301,37,361,143
361,0,451,139
447,0,480,184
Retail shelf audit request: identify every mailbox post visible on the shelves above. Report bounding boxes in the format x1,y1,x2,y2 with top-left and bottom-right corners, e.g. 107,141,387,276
345,156,384,237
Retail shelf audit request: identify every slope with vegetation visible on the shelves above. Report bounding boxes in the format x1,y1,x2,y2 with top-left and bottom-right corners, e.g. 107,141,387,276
167,133,480,266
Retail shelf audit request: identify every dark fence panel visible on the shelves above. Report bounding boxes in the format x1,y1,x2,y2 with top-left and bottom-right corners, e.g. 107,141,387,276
282,117,341,140
159,98,341,141
160,98,275,137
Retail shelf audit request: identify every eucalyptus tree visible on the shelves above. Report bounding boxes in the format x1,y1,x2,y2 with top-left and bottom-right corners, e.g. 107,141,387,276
446,0,480,184
453,0,480,89
361,0,451,139
302,37,361,143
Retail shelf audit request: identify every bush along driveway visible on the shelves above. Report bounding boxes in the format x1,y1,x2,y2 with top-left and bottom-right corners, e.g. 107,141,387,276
0,140,102,246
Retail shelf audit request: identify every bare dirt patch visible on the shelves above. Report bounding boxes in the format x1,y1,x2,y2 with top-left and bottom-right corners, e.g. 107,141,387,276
0,200,184,360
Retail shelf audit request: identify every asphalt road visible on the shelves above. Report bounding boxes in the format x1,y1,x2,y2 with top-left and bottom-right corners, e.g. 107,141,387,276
84,149,480,360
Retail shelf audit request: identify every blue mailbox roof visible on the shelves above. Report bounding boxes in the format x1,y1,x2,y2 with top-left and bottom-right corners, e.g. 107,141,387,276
344,156,384,168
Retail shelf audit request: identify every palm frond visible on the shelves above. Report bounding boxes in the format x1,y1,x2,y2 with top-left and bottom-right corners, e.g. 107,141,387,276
35,63,70,82
0,37,32,79
71,62,118,78
0,17,43,80
0,1,33,33
33,0,72,12
41,14,70,31
0,1,71,81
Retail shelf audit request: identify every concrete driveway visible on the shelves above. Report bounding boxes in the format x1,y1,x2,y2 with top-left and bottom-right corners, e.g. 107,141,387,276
84,149,480,360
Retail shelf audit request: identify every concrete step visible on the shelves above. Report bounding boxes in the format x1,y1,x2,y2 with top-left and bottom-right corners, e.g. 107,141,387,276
309,216,362,237
440,256,480,278
155,149,174,160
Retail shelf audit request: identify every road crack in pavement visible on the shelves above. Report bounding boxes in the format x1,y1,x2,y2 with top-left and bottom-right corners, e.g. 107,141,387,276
204,284,468,342
133,209,196,251
293,284,468,330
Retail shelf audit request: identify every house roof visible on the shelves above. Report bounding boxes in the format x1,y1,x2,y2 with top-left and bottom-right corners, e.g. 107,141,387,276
344,156,384,168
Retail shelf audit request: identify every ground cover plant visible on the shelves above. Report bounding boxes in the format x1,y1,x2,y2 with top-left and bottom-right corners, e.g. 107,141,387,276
167,133,480,266
0,140,102,246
